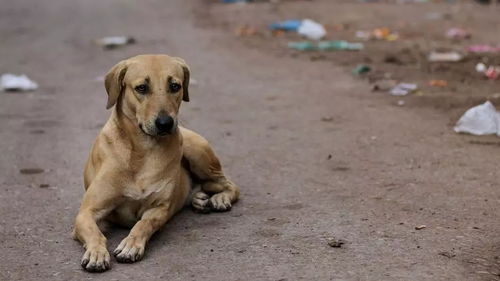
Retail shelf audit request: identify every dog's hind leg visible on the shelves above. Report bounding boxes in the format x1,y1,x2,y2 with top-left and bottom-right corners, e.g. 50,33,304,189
181,127,240,213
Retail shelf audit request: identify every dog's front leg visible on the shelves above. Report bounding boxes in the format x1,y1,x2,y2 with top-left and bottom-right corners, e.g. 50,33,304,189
73,182,121,272
113,204,171,263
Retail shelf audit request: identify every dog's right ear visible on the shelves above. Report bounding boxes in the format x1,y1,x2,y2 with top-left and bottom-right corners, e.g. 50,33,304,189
104,60,129,109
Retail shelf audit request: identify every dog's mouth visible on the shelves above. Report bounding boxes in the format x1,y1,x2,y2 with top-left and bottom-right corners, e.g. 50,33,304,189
139,124,176,137
139,124,155,137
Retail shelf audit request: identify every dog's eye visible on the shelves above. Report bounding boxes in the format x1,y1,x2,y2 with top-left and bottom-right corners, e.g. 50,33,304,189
135,84,149,94
169,82,181,93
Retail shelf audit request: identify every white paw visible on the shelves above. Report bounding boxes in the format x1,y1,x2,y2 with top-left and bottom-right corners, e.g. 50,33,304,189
81,245,111,272
209,193,232,212
113,236,145,263
192,191,211,213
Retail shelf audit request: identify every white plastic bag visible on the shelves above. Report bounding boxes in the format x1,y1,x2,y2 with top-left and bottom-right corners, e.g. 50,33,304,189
454,101,500,135
0,74,38,91
94,36,135,49
298,19,326,41
390,83,418,96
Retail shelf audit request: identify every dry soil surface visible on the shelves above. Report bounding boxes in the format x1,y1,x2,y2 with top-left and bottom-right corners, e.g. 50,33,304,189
1,0,500,280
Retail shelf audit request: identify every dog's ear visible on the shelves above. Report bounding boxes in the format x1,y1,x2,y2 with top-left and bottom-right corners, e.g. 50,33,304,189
104,60,129,109
173,57,190,102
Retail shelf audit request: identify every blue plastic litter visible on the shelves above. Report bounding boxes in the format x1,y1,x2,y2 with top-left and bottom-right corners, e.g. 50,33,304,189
269,20,302,31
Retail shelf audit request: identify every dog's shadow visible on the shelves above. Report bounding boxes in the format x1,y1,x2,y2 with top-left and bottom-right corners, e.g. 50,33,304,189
101,206,227,257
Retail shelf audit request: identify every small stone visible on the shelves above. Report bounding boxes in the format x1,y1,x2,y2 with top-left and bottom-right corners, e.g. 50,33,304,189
328,238,346,248
39,184,50,188
19,168,44,175
415,225,427,230
438,251,455,258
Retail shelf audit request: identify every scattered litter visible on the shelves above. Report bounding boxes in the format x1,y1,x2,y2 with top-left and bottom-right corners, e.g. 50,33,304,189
438,251,456,258
271,29,286,37
39,184,50,188
445,28,471,40
390,83,418,96
0,74,38,92
317,40,364,51
372,79,397,91
19,168,44,175
352,64,371,75
467,44,500,54
327,238,346,248
288,40,364,51
321,116,334,122
415,225,427,230
297,19,326,40
428,79,448,87
270,19,326,40
476,63,500,80
356,27,398,41
235,25,257,36
454,101,500,136
288,41,316,51
355,30,371,40
485,66,500,80
428,51,463,62
397,100,405,106
374,28,398,40
94,36,135,49
475,63,487,73
269,19,303,32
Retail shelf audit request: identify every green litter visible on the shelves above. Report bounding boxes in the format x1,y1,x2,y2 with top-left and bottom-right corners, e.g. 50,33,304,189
288,40,364,51
352,64,371,75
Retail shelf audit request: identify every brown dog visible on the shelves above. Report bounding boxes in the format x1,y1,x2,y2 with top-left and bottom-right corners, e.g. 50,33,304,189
73,54,240,272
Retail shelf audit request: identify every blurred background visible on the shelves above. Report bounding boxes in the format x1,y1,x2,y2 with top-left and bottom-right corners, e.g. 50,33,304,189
2,0,500,280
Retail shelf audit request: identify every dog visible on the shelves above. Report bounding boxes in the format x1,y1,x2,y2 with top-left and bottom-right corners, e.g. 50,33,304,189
73,54,240,272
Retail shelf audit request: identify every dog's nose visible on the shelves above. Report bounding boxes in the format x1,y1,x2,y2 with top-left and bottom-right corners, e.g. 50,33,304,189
155,114,175,134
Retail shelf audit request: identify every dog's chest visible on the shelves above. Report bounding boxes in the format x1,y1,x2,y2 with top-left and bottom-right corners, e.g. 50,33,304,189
123,177,175,201
123,161,180,199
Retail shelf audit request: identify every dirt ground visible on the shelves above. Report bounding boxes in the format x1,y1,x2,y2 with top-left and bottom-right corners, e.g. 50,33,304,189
2,0,500,280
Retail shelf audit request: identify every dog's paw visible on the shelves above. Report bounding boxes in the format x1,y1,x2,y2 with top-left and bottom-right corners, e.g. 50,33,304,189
113,236,145,263
209,193,232,212
191,191,211,213
81,245,111,272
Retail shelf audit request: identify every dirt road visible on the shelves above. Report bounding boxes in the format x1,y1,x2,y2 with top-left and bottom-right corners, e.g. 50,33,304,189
1,0,500,280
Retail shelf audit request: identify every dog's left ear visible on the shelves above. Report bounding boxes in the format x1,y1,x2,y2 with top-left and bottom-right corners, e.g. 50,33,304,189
173,57,190,102
104,60,129,109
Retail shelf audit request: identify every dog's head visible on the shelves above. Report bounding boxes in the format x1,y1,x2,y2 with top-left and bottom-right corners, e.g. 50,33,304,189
105,54,190,137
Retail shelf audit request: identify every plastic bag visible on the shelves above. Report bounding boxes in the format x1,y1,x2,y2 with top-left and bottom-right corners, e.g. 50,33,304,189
0,74,38,91
297,19,326,40
454,101,500,135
